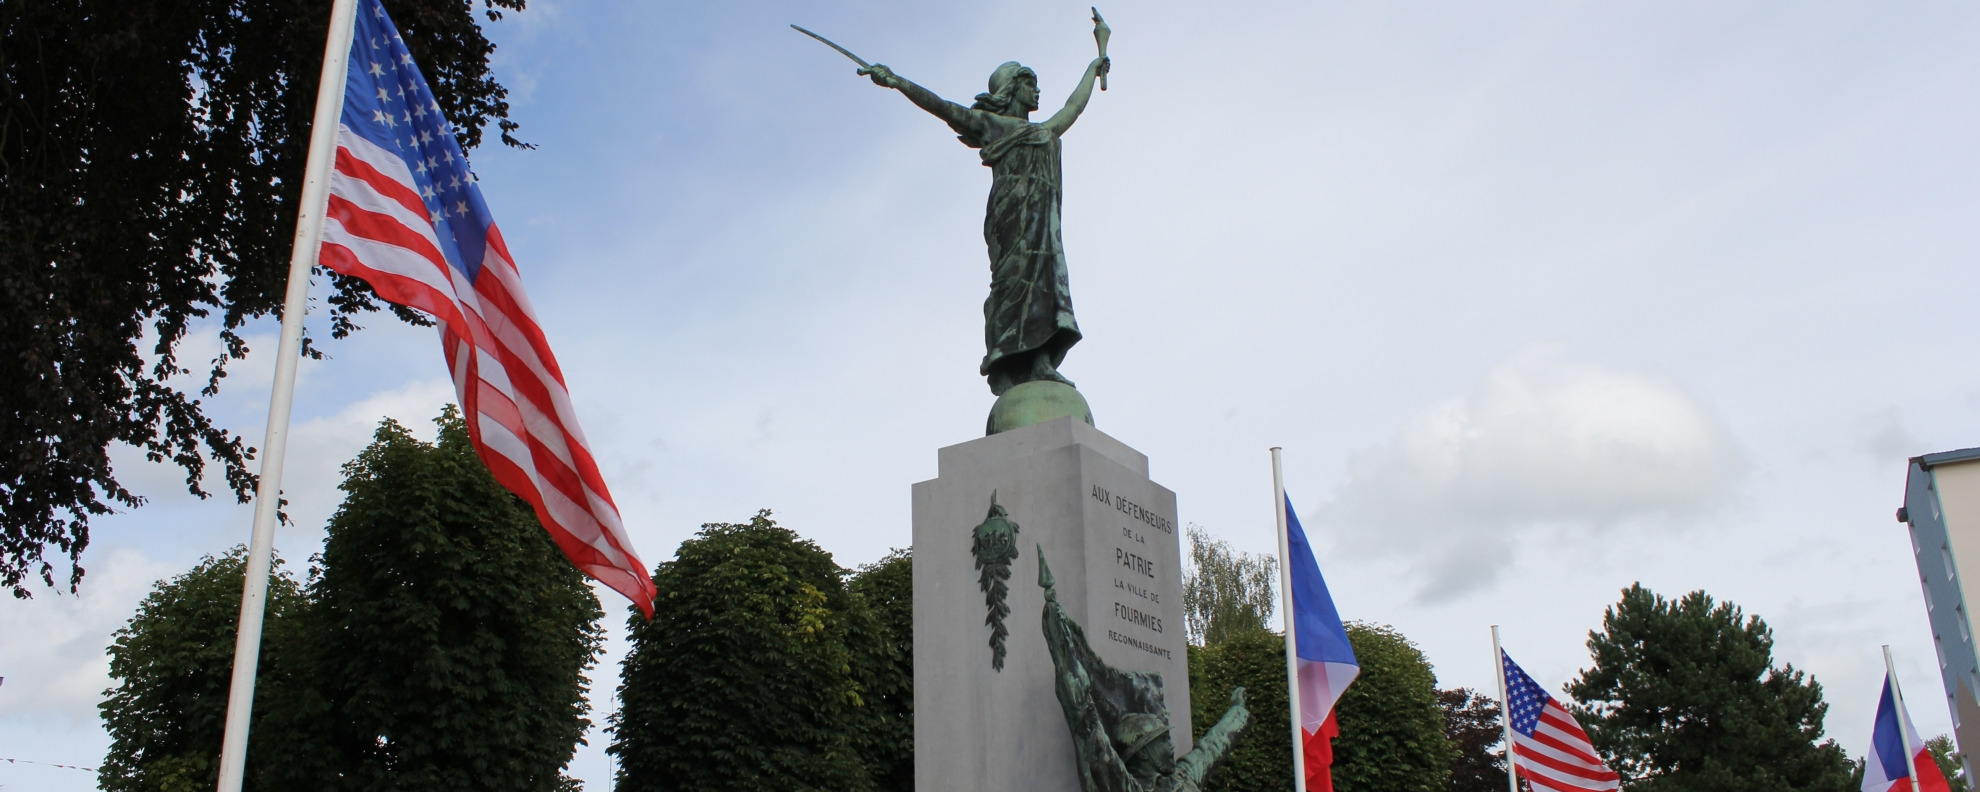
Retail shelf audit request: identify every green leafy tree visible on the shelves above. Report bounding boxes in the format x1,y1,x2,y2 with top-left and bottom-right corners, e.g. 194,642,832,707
0,0,526,599
609,511,879,791
1567,584,1854,792
1183,524,1278,646
98,547,303,792
850,549,913,792
1440,688,1505,792
1334,622,1456,792
1188,628,1292,792
262,408,604,791
1928,735,1969,792
1185,623,1453,792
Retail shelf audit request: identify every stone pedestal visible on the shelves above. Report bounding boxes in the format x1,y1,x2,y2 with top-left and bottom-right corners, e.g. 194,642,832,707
912,417,1190,792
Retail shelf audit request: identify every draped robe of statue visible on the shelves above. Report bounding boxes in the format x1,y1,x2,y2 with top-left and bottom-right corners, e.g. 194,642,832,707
855,57,1104,399
962,118,1081,388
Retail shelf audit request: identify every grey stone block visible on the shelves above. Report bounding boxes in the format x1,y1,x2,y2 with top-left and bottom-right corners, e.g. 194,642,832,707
913,417,1190,792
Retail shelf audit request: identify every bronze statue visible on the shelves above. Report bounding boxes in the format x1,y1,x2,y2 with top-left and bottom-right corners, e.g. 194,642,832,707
801,16,1110,398
1038,547,1251,792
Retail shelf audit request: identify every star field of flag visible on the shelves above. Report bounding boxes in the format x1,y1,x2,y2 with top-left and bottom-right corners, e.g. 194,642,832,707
339,3,492,282
1502,650,1552,736
1499,649,1619,792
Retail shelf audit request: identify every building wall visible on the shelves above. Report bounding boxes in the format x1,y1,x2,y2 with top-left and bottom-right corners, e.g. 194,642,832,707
1903,454,1980,763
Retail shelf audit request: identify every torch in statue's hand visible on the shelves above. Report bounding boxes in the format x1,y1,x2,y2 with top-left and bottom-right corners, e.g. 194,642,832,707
1091,7,1110,90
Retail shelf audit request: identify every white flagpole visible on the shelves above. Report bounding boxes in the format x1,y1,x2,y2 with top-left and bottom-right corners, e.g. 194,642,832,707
1271,447,1307,792
1492,626,1520,792
1885,645,1925,792
213,0,359,788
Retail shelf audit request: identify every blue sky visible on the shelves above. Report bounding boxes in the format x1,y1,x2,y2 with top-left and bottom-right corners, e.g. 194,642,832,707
6,1,1980,788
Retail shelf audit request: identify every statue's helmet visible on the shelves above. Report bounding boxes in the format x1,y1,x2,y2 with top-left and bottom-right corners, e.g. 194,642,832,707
973,61,1039,114
1113,712,1170,759
987,61,1037,95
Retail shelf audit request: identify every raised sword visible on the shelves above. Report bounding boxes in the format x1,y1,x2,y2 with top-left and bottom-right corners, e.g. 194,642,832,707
790,25,871,69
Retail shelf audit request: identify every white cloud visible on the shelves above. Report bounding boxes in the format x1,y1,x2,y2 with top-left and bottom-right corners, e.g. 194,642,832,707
103,376,456,544
0,547,175,724
1326,347,1741,599
280,379,458,532
1858,408,1922,465
0,378,453,728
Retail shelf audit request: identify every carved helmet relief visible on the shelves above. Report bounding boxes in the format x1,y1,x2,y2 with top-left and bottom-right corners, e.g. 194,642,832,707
971,490,1022,671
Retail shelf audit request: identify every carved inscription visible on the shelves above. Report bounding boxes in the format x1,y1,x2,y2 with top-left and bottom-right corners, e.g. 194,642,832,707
1117,548,1156,579
1113,602,1163,633
1091,484,1174,534
1105,629,1175,659
1091,483,1177,662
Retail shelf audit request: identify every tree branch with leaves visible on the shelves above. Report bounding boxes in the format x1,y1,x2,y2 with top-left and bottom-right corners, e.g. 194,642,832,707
1182,523,1278,647
0,0,529,598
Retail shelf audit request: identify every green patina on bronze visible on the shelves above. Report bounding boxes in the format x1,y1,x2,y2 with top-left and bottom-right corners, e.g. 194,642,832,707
987,381,1093,435
1038,547,1252,792
823,12,1111,433
971,492,1022,671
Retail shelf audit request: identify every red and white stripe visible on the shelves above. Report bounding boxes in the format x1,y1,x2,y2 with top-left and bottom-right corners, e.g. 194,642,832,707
320,125,656,615
1297,659,1358,792
1511,699,1621,792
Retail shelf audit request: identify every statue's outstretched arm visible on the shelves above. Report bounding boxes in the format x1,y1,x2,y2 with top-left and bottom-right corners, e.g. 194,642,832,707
1175,688,1252,788
859,64,982,140
1042,57,1109,136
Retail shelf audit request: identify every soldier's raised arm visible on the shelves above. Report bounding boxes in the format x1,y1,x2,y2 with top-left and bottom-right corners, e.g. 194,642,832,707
1175,687,1252,788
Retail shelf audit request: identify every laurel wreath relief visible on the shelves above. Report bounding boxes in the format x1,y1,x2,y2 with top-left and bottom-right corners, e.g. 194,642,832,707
970,491,1022,671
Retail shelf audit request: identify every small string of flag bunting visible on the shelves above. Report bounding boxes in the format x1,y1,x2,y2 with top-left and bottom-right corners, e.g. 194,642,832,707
2,756,98,772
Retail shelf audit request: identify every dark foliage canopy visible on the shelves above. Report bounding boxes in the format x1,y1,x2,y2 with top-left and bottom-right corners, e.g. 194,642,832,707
1184,623,1454,792
1187,628,1293,792
1567,584,1854,792
609,511,886,792
98,546,303,792
1439,687,1505,792
258,408,603,791
851,548,914,792
98,407,598,790
0,0,525,598
1333,622,1457,792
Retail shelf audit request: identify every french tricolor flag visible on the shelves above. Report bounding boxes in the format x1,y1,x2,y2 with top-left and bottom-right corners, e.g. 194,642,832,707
1283,495,1359,792
1864,671,1952,792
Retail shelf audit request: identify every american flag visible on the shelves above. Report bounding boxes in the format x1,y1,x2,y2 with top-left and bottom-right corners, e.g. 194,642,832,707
1502,650,1620,792
319,0,656,615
